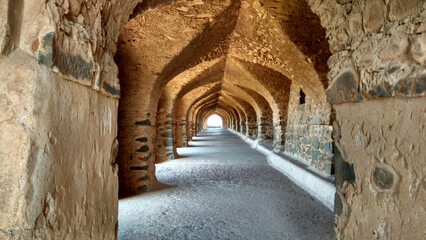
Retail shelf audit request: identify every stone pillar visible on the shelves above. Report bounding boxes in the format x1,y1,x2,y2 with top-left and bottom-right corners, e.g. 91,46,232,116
240,121,246,135
247,116,257,138
118,113,154,194
155,112,174,162
332,97,425,240
174,119,187,147
258,115,273,143
191,122,197,138
273,116,286,152
324,30,426,238
1,50,120,239
197,121,201,134
186,122,192,141
257,116,267,140
181,120,188,147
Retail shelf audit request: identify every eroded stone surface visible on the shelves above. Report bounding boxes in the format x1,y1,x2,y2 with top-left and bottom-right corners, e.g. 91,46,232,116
1,50,118,239
334,97,426,240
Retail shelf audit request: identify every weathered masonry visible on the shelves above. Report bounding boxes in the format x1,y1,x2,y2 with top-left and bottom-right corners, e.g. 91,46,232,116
0,0,425,239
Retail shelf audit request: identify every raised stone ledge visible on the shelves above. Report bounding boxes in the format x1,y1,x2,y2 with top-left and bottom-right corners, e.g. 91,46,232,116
229,129,335,211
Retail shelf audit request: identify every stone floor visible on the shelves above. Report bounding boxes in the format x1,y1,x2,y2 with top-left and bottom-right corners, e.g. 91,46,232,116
118,128,334,240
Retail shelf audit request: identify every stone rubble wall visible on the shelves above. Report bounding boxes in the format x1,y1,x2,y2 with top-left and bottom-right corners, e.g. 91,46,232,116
284,83,333,174
247,116,258,138
307,0,426,102
257,115,274,143
308,1,426,239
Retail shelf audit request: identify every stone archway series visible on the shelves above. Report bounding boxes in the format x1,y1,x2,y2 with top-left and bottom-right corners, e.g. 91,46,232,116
0,0,425,239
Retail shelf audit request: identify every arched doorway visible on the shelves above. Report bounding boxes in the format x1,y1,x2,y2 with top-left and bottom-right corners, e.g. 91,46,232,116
206,114,223,128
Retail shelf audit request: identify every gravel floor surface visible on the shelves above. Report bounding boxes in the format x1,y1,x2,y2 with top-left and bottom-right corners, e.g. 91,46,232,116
118,128,334,240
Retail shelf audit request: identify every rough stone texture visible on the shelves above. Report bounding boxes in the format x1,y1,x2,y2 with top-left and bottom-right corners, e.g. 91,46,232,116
0,51,33,239
309,0,426,101
117,107,155,196
17,0,144,97
0,50,118,239
389,0,424,21
333,97,426,240
0,0,24,57
307,1,426,238
285,83,333,173
326,69,359,104
363,0,387,33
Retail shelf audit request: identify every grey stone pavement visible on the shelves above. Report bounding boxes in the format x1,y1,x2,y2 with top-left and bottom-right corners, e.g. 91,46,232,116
118,128,334,240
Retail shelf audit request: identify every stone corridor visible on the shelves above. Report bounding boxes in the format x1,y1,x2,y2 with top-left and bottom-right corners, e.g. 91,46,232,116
118,128,334,240
1,0,425,239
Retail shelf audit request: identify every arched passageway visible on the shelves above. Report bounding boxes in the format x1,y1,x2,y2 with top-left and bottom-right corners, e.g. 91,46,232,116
119,128,334,239
0,0,425,239
206,114,223,128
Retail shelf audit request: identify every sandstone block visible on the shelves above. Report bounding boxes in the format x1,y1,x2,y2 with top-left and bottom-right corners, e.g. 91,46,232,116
0,2,11,57
410,33,426,64
389,0,423,21
379,37,409,60
363,0,386,33
348,13,363,37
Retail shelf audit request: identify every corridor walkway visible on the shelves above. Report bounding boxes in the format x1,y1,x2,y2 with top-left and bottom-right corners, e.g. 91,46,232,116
118,128,334,240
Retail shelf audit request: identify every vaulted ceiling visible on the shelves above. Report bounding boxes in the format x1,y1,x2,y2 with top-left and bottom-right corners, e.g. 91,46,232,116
115,0,330,122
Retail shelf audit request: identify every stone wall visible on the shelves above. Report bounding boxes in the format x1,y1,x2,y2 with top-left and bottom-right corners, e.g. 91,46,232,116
308,0,426,238
247,116,257,138
1,0,425,239
284,83,333,174
308,0,426,102
333,97,426,239
0,1,143,238
0,50,119,239
258,115,274,143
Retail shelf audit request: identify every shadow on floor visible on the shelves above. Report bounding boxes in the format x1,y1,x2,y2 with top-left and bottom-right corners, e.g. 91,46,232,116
119,181,177,200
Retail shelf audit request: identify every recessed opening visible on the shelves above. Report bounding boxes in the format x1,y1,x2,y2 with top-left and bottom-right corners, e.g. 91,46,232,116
206,114,223,128
299,89,306,105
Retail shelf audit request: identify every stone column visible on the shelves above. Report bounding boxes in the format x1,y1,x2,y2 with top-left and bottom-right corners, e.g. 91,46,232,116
273,116,286,152
1,50,121,239
257,116,267,141
247,116,257,138
240,121,246,135
174,119,187,147
155,112,174,162
118,113,154,194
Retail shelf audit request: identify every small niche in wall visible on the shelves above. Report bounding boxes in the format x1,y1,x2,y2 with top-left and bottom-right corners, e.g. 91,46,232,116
299,89,306,105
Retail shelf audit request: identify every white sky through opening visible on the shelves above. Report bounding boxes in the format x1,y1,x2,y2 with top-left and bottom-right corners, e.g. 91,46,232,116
207,114,223,128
